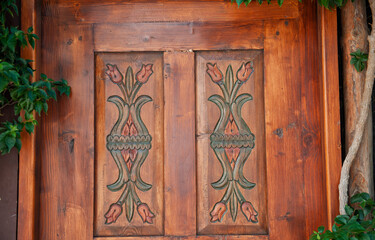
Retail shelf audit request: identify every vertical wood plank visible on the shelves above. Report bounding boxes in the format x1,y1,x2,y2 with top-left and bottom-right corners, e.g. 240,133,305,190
164,51,196,236
300,2,328,236
318,6,342,228
264,20,306,239
39,21,94,240
18,0,40,239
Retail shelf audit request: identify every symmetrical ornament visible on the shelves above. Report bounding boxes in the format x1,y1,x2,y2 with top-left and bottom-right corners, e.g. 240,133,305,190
207,62,258,223
104,63,155,225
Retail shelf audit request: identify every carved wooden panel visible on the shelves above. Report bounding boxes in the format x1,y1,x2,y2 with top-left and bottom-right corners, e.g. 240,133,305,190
95,53,163,236
196,51,267,235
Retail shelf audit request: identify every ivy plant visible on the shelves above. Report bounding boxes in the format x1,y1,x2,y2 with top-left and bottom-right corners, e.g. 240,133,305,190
350,50,369,72
0,0,70,154
310,193,375,240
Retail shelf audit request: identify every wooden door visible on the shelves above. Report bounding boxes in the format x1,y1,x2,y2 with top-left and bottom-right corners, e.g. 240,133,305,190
18,1,342,240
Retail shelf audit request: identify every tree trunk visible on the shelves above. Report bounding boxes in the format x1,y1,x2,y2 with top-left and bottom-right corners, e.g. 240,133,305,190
341,0,374,200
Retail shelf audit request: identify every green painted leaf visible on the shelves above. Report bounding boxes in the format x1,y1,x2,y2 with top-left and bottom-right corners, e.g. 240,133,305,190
230,193,238,222
125,66,134,98
125,193,134,222
225,65,234,95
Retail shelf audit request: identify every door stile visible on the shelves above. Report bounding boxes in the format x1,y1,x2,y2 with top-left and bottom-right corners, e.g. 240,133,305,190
38,22,95,240
163,51,197,236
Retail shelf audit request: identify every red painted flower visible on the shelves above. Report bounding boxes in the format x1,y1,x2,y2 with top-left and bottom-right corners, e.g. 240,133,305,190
105,64,123,84
241,201,258,223
206,63,223,84
236,61,253,83
137,203,155,224
105,203,123,224
210,202,227,223
136,64,153,84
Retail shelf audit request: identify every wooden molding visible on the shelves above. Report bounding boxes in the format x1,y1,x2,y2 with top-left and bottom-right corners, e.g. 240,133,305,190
317,5,342,228
18,0,40,239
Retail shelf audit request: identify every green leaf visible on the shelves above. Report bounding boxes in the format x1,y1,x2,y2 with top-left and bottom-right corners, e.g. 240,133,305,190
236,0,244,6
345,205,354,215
318,226,325,233
25,122,34,134
5,136,16,152
35,102,42,115
15,138,21,151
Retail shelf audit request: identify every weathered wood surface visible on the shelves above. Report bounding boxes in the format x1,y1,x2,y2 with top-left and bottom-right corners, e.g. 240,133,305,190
163,51,196,236
44,0,299,25
341,0,373,199
21,1,342,239
38,22,94,240
94,21,264,52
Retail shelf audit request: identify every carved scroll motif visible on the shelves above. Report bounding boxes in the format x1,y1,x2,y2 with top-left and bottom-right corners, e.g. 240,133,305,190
206,62,258,223
104,63,155,225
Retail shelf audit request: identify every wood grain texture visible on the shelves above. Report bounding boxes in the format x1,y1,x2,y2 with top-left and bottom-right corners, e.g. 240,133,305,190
38,22,94,240
45,0,299,25
264,13,328,238
18,0,40,239
196,51,267,235
95,53,164,236
299,2,327,236
95,235,269,240
318,6,342,228
163,51,196,236
94,21,264,52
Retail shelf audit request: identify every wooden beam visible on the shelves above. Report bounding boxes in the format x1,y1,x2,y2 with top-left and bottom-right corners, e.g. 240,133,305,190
18,0,41,239
317,5,342,228
44,0,299,25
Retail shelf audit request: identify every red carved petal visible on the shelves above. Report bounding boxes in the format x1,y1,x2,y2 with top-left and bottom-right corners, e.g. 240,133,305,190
224,114,239,136
122,123,130,136
129,149,137,162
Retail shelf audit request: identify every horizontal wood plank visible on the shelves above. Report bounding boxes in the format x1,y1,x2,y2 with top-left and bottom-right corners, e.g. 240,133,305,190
94,21,264,51
44,0,299,25
94,235,269,240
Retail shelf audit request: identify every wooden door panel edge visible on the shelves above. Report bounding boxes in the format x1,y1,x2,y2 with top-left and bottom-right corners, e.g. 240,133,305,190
317,7,342,228
18,0,41,239
94,235,269,240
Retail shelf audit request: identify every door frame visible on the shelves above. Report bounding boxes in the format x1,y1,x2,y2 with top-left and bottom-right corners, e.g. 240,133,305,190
17,1,341,239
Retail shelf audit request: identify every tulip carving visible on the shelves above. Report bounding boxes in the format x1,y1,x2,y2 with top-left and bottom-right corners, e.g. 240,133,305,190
105,64,123,84
210,202,227,223
137,203,155,224
104,63,155,224
105,203,123,224
207,62,258,223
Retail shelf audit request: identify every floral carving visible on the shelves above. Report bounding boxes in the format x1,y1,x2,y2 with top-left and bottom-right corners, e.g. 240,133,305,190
137,203,155,224
207,61,258,223
104,63,155,224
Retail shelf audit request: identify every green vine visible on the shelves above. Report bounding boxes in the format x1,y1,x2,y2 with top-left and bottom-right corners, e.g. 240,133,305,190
0,0,70,154
311,193,375,240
